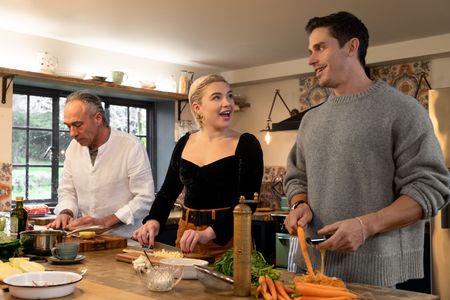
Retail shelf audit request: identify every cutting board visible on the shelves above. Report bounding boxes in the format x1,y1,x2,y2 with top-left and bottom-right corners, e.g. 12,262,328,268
66,235,127,252
116,249,215,264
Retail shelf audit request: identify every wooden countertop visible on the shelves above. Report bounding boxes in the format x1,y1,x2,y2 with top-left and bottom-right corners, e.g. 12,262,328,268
1,244,438,299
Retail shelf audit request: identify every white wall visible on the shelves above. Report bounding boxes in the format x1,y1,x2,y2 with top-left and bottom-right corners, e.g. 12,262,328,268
0,29,216,89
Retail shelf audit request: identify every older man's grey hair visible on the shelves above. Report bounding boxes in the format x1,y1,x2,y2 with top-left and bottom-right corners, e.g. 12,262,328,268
66,90,110,128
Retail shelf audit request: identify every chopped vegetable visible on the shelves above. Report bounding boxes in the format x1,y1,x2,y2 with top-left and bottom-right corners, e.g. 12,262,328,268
214,248,280,286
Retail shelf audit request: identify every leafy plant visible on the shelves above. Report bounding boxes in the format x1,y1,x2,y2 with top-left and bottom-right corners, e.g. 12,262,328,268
214,248,280,286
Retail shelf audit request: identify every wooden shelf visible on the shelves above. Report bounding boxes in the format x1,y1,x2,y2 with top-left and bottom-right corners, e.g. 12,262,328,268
0,67,188,102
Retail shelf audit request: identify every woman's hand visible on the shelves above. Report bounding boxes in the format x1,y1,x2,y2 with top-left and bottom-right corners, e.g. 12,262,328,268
179,226,216,253
132,220,160,247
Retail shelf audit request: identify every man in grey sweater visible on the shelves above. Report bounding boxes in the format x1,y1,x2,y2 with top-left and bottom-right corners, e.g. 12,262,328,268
284,11,449,287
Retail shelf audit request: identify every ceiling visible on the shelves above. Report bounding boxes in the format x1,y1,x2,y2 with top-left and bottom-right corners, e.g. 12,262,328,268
1,0,450,72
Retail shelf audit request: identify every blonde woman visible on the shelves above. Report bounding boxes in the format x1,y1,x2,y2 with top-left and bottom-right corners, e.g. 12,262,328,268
133,74,263,258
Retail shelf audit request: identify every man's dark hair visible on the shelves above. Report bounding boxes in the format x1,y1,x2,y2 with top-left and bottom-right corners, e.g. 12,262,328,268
66,90,110,128
305,11,369,67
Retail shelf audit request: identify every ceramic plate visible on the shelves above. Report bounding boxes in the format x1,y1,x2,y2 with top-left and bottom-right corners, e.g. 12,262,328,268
48,255,85,265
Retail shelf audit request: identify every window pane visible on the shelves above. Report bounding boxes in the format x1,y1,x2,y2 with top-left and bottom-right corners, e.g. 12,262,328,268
109,105,128,132
28,167,51,200
139,137,147,147
130,107,147,135
59,97,67,130
12,129,26,164
59,167,64,182
29,130,52,166
59,131,72,163
12,94,27,127
12,166,26,200
29,96,52,129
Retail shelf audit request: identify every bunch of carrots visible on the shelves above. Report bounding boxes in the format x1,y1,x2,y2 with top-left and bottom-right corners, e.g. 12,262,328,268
255,275,358,300
256,275,294,300
255,226,360,299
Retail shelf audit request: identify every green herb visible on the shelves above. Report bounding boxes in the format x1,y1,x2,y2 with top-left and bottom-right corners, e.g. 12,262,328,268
214,249,281,286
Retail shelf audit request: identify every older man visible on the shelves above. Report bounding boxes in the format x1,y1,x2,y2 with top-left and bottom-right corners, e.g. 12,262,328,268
47,90,154,237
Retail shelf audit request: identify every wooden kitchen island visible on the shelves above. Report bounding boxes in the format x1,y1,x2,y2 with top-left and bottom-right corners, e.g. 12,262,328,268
2,247,439,299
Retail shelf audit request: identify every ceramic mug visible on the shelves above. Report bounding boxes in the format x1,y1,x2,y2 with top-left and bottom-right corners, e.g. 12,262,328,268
112,71,128,84
51,242,79,260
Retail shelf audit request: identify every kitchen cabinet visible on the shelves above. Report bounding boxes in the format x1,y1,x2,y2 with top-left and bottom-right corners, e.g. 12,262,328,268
0,67,188,103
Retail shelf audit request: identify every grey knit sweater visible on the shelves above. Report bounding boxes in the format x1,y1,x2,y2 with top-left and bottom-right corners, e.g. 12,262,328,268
284,80,449,286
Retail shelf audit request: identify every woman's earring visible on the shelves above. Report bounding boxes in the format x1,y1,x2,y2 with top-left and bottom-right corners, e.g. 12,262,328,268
196,112,203,126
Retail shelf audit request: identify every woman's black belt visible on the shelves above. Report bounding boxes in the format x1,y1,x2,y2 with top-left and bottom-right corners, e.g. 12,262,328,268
181,206,232,226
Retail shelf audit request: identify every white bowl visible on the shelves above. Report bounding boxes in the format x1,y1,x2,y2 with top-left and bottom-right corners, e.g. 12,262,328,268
160,258,208,279
3,271,82,299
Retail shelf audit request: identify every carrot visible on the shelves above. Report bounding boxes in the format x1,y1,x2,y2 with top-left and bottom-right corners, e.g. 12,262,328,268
274,280,291,300
297,226,314,275
256,285,262,299
298,297,351,300
295,282,357,298
295,281,348,291
259,276,273,300
284,285,296,294
265,276,278,300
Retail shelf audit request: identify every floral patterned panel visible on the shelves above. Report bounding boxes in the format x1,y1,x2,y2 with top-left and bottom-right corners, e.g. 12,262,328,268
370,61,430,109
298,60,430,110
259,166,286,209
0,162,12,212
298,77,330,111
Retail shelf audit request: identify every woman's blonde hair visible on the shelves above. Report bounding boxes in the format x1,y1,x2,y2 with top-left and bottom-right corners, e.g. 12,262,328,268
188,74,230,128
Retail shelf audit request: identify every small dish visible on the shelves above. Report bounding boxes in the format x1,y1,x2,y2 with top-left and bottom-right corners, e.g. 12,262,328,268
3,271,82,299
47,255,85,265
91,76,107,82
159,257,208,279
139,81,156,90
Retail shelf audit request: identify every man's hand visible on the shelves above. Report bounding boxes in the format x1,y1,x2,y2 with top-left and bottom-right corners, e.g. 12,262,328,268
179,227,215,253
132,220,160,247
284,202,313,234
65,214,119,231
47,212,73,230
316,218,365,252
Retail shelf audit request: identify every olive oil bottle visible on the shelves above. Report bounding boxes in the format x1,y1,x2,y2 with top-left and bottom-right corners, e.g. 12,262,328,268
10,196,28,239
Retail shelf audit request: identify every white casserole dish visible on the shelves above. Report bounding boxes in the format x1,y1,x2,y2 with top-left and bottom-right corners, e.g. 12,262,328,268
3,271,82,299
160,258,208,279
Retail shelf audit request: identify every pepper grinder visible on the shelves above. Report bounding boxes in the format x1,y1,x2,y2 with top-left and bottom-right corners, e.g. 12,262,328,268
233,193,258,297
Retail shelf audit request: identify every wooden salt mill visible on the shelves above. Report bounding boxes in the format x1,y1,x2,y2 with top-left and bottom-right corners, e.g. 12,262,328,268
233,193,258,297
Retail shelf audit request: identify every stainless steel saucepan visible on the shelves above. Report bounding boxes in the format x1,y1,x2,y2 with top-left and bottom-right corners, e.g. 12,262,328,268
20,225,108,255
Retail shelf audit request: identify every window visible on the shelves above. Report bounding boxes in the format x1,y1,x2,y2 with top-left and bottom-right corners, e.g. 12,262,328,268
11,85,153,207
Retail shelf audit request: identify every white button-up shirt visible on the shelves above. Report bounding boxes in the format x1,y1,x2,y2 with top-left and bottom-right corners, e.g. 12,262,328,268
55,129,155,237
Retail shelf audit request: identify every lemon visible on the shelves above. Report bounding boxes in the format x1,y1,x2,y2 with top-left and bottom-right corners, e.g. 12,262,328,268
9,257,30,268
79,231,96,239
18,261,45,273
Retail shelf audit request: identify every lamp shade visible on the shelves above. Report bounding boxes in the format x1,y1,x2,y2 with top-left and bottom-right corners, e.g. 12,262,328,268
271,103,323,131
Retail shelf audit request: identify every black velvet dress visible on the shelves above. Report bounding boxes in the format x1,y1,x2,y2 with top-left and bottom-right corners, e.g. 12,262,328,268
143,132,263,245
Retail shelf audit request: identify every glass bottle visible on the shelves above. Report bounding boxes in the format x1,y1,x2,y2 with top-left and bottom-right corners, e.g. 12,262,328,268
10,196,28,239
178,70,189,94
